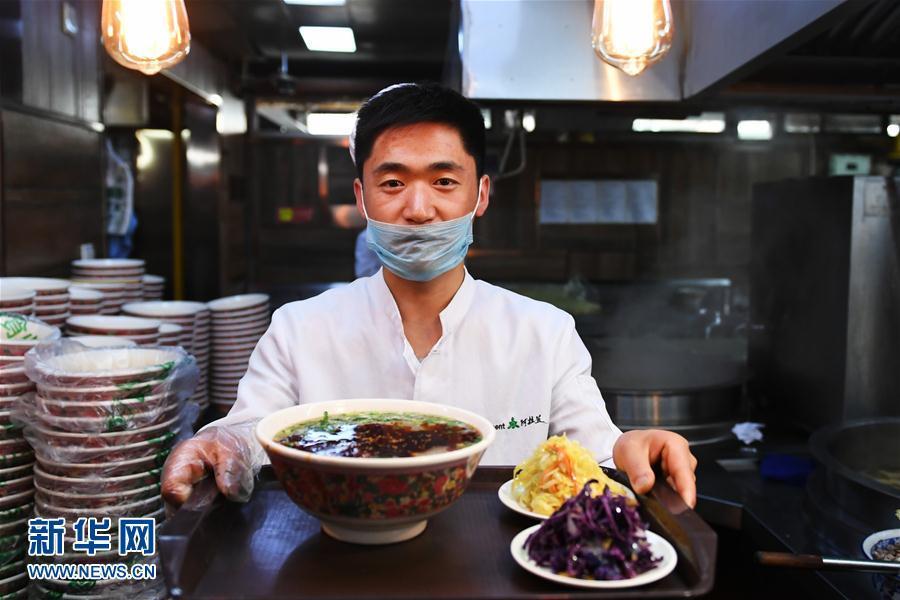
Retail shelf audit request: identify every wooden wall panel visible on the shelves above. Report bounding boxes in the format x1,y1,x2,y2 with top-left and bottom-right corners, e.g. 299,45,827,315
20,0,100,122
19,0,50,111
2,110,101,188
1,110,102,276
3,189,102,276
75,0,101,123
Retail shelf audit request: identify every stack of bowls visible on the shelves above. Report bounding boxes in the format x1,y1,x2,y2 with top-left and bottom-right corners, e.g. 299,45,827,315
21,344,193,600
207,294,270,414
0,287,35,318
191,309,211,409
65,316,162,346
67,286,104,316
158,323,183,346
1,313,61,367
71,259,145,308
70,282,126,315
1,278,70,327
120,302,210,409
0,483,30,599
0,314,61,597
142,275,165,301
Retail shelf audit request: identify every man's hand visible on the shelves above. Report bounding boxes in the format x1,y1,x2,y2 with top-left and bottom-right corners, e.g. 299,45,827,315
612,429,697,508
161,426,257,507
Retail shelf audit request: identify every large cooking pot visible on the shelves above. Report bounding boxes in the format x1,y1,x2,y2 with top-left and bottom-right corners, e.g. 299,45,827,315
588,338,745,444
809,418,900,531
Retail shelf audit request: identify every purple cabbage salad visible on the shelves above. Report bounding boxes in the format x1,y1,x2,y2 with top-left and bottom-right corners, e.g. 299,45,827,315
524,480,660,580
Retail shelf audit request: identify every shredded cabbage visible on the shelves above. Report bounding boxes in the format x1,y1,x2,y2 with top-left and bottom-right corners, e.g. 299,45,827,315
512,435,630,516
525,481,660,580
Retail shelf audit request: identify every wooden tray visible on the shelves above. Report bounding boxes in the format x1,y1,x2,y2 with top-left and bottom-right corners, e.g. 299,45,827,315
159,466,716,599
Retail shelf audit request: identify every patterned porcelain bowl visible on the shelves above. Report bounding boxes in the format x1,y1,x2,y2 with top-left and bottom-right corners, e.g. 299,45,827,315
256,399,495,545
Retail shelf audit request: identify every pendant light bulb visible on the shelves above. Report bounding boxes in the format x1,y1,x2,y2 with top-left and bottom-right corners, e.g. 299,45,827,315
591,0,674,77
101,0,191,75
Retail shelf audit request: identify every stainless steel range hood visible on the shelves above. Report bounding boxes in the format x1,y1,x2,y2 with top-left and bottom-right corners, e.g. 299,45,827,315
460,0,851,102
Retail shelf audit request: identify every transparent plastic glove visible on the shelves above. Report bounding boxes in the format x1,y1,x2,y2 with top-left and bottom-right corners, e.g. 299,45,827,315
161,422,263,507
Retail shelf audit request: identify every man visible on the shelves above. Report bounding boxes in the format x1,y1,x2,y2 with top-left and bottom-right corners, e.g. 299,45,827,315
162,83,697,509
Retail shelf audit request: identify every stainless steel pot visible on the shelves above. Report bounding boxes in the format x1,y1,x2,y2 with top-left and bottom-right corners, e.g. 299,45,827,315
809,418,900,531
589,338,745,444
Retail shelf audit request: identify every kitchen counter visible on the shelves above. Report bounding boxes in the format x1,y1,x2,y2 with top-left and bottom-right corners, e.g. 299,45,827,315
693,427,897,599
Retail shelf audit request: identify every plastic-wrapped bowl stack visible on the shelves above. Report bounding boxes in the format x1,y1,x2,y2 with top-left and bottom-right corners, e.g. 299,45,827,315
65,316,162,347
67,286,104,316
0,288,34,318
16,341,198,599
67,336,136,349
121,302,210,410
208,294,270,415
142,275,165,301
1,279,70,327
71,259,145,309
0,314,61,599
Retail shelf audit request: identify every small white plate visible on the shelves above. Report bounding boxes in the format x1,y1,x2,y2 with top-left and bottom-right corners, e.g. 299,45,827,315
498,479,549,520
862,528,900,560
498,478,637,521
510,524,678,589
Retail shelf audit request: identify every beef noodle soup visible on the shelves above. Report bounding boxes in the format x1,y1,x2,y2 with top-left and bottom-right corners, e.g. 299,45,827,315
274,411,483,458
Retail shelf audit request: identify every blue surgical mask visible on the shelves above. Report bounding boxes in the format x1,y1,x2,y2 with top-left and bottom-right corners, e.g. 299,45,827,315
361,181,482,282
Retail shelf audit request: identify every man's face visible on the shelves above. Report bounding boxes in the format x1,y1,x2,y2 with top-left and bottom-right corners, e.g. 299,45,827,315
354,122,490,225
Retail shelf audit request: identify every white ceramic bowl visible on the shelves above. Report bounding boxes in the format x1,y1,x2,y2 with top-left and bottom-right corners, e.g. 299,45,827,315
33,464,161,494
158,323,183,335
35,347,183,385
862,528,900,560
0,278,69,295
0,287,36,306
207,294,269,313
34,304,68,315
38,378,167,401
121,301,207,319
67,286,105,301
0,381,34,396
69,281,126,292
210,309,264,321
0,366,27,385
33,294,69,306
212,320,269,335
72,258,144,269
66,315,162,336
0,315,61,355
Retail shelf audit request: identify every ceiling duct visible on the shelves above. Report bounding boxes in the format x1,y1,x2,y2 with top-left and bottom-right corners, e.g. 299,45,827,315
460,0,853,102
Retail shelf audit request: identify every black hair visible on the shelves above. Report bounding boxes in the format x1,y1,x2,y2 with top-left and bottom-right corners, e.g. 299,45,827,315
352,82,485,180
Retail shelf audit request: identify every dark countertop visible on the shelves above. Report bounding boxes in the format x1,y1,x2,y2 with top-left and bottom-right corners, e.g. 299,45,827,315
159,467,717,599
692,427,897,600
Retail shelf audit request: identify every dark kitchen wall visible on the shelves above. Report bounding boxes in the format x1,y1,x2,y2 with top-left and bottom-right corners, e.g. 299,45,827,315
244,128,891,296
468,134,892,296
0,0,103,276
247,136,359,287
471,138,813,289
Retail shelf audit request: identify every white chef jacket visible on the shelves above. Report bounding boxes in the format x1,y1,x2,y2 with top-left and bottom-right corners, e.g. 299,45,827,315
209,269,622,466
